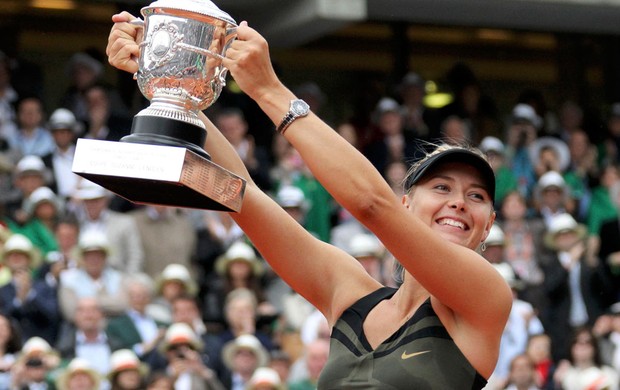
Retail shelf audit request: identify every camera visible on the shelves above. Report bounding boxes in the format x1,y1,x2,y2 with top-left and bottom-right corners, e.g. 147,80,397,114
25,358,44,368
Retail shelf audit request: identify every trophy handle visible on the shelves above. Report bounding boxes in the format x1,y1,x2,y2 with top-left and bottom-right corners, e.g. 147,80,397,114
130,19,145,80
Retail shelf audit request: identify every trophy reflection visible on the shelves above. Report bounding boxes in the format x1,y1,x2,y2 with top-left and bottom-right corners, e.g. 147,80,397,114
72,0,245,211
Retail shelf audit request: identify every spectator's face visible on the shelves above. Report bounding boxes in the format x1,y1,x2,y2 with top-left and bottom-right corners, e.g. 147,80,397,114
116,369,142,390
509,355,535,388
225,298,256,328
24,356,48,382
52,128,75,149
66,372,96,390
5,252,30,273
232,348,258,375
172,298,200,325
540,186,564,210
378,111,403,136
306,340,330,380
128,283,151,313
34,201,57,220
227,260,252,281
500,193,527,221
527,335,551,363
83,197,108,219
55,222,79,253
15,173,44,196
217,114,247,145
17,98,43,129
81,250,106,277
161,281,185,301
74,299,103,332
73,64,98,90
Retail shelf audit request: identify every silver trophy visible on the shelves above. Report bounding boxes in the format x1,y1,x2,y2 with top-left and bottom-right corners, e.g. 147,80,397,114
72,0,246,211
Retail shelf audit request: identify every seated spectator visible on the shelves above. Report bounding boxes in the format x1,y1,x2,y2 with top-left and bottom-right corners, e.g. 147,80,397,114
55,297,124,376
221,334,269,390
288,338,330,390
533,171,573,228
41,107,81,200
106,273,165,359
553,327,619,390
526,333,556,389
246,367,284,390
7,96,55,158
157,323,225,390
147,263,198,326
10,336,60,390
70,180,143,274
55,357,102,390
4,155,49,225
9,186,62,256
540,213,613,361
107,349,149,390
0,233,60,343
479,136,518,207
58,230,128,321
169,294,225,380
217,288,275,353
504,354,541,390
129,205,197,279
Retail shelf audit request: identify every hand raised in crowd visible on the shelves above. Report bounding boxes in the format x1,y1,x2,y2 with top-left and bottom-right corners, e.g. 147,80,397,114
13,269,32,302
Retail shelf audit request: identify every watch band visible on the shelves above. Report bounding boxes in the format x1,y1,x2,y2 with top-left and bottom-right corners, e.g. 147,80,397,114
276,99,310,134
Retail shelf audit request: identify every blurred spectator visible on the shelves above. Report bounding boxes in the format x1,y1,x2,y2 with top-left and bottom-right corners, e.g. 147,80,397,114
288,338,330,390
169,295,225,377
55,297,124,376
363,97,418,176
487,263,544,389
108,349,149,390
55,357,102,390
130,205,196,279
0,313,23,388
71,180,143,274
533,171,573,228
481,224,506,265
0,233,60,343
41,108,81,200
540,213,613,361
396,72,433,139
504,354,541,390
268,350,292,385
347,233,386,284
0,51,18,142
157,323,225,390
525,333,555,389
60,51,105,124
440,115,471,145
564,130,599,222
586,163,620,245
147,263,198,326
221,334,269,390
598,181,620,304
552,327,619,390
145,371,174,390
10,336,60,390
498,191,548,312
384,159,408,197
8,96,55,158
206,241,269,326
39,216,80,286
217,288,275,353
528,136,571,179
8,186,62,256
601,102,620,165
105,273,165,359
505,103,540,199
215,107,272,191
479,136,518,207
553,101,584,143
595,302,620,373
246,366,284,390
82,84,131,142
58,231,128,320
437,62,499,143
4,155,49,225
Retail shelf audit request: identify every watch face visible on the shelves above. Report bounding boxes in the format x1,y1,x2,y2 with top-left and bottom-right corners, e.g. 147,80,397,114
292,100,310,115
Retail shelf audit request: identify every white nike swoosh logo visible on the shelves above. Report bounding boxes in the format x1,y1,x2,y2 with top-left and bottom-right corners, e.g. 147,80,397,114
401,350,431,360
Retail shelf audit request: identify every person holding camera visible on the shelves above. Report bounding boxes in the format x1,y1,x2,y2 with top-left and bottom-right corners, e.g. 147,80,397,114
10,337,59,390
108,12,511,389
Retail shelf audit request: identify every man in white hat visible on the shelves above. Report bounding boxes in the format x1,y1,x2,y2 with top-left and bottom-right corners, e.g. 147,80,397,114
221,334,269,390
4,154,49,224
41,107,81,200
540,213,613,362
10,336,59,389
58,230,128,320
0,234,61,344
505,103,540,198
72,179,144,274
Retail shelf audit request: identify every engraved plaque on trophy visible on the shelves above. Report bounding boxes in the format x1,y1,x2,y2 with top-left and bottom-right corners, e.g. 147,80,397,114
72,0,246,211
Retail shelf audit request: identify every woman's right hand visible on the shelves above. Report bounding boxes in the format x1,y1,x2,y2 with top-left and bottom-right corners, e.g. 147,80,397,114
106,11,143,74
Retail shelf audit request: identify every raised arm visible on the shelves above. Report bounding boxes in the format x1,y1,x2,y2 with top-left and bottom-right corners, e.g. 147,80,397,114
224,23,510,328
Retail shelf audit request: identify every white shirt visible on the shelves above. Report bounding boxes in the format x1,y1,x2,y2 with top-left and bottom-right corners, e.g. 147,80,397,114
52,145,79,198
75,331,111,375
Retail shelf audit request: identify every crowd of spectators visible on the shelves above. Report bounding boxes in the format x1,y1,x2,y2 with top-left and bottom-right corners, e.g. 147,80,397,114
1,45,620,390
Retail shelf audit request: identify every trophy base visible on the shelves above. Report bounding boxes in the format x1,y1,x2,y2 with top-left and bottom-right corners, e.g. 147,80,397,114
72,138,246,212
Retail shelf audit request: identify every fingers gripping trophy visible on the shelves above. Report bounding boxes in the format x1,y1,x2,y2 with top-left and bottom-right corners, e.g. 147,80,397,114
72,0,246,211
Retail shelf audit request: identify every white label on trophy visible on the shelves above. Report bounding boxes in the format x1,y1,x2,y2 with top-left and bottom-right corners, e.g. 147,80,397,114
72,139,186,181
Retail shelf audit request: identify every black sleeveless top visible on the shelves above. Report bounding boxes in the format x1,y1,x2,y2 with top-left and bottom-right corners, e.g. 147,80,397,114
317,287,488,389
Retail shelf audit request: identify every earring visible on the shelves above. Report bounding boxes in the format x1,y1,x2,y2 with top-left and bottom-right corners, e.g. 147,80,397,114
480,242,487,252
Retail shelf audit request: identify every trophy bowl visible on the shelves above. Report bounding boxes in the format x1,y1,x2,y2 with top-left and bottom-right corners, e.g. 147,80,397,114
72,0,246,212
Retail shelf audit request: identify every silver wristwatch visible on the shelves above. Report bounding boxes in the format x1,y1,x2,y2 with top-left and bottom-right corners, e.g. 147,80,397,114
276,99,310,134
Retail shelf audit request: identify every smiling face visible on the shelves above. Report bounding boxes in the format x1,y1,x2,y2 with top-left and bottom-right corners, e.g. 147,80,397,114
406,162,495,250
